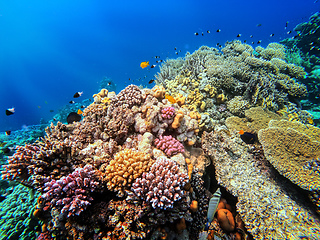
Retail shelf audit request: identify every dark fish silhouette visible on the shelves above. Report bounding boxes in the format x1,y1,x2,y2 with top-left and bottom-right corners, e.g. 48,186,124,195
67,112,82,124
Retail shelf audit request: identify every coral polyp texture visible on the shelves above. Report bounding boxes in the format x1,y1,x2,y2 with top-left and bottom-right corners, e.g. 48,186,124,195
128,157,189,210
154,135,185,157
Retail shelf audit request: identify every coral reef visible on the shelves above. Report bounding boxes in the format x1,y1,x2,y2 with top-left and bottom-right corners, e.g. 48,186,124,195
1,84,203,239
156,41,307,132
1,39,319,240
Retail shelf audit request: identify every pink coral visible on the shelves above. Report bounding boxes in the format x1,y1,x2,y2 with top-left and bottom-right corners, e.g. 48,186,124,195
41,164,98,218
161,106,175,120
154,135,185,157
127,157,189,210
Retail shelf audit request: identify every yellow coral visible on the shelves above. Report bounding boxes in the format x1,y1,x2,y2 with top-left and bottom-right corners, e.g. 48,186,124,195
258,122,320,192
172,110,184,129
93,89,109,103
186,88,204,111
203,84,217,97
152,85,166,99
174,93,186,106
102,148,154,197
216,93,227,104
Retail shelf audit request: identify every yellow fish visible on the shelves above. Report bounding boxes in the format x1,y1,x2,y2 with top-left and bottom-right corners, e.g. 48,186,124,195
77,109,83,115
165,94,176,104
140,61,149,69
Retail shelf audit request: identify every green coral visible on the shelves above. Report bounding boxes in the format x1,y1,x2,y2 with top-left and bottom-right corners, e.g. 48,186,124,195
0,184,40,240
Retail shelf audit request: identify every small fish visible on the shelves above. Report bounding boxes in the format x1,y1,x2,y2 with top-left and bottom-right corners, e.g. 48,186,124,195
216,29,221,32
129,78,131,81
80,105,85,108
239,130,256,144
37,106,41,109
252,42,255,44
174,47,177,50
194,32,199,35
256,23,262,27
165,94,176,104
175,52,178,55
257,40,262,44
270,33,275,37
77,109,83,115
140,61,149,69
216,43,220,46
148,79,155,84
204,188,221,231
150,64,156,68
107,81,112,86
155,56,160,58
67,112,82,124
285,21,289,29
69,101,75,104
207,30,210,33
237,34,241,37
250,35,253,38
5,107,15,116
287,30,292,34
201,32,204,36
49,110,54,113
5,130,11,136
73,91,83,98
244,40,247,43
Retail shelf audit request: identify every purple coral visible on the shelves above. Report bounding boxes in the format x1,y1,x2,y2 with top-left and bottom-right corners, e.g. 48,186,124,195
161,106,175,120
154,135,185,157
127,157,189,210
41,164,98,218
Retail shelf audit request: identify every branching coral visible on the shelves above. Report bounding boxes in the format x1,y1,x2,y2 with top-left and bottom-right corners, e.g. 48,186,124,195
100,148,154,197
127,157,189,210
41,164,99,218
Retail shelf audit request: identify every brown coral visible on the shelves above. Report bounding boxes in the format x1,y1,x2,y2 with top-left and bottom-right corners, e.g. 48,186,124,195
217,209,235,232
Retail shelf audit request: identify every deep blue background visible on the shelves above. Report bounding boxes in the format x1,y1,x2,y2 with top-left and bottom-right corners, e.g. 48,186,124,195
0,0,318,131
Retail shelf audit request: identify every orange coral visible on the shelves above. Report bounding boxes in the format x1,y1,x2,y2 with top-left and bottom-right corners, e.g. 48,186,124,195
217,209,235,232
152,85,166,99
172,110,184,129
174,93,186,106
101,148,154,197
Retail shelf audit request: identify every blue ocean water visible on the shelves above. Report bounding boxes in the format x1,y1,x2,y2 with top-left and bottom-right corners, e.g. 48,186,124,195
0,0,317,132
